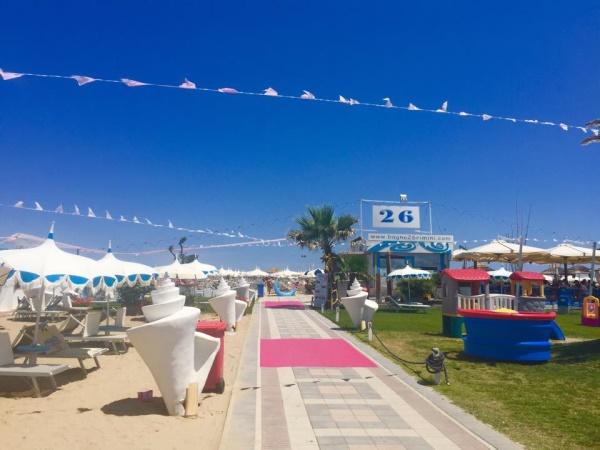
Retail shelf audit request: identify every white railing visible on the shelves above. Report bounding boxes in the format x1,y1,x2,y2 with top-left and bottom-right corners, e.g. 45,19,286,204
488,294,518,311
457,294,486,310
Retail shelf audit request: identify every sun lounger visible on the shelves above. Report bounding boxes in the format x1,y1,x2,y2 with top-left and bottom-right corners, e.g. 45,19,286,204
63,310,129,353
387,297,431,312
0,332,69,397
12,324,108,375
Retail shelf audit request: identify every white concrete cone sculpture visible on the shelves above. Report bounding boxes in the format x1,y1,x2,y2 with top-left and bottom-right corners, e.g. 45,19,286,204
341,280,378,328
127,278,221,416
209,278,246,332
235,277,251,302
346,278,363,297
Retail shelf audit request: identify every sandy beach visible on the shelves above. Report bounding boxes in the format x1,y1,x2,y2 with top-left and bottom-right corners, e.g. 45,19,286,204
0,311,250,450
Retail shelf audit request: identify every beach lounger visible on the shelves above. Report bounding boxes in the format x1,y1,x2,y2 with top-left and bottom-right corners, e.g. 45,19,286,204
0,332,69,397
12,325,108,375
387,297,431,312
63,310,129,354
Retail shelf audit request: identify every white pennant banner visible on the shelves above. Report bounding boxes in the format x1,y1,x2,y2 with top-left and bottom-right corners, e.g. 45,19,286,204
1,200,263,241
0,67,597,136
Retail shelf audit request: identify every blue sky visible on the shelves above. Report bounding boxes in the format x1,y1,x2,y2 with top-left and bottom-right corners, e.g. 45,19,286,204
1,1,599,269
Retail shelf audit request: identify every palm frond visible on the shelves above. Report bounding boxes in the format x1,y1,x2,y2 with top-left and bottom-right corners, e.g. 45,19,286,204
581,135,600,146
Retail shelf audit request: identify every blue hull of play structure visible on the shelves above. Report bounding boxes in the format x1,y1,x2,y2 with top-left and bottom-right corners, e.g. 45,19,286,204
462,317,555,362
549,321,566,341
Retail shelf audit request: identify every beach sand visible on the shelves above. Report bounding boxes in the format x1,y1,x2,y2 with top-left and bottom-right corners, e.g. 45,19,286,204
0,311,250,450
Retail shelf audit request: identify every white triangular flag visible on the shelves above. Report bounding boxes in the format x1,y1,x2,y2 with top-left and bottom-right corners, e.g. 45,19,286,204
459,111,469,116
120,215,127,221
577,127,588,133
34,202,43,211
559,123,568,131
300,90,315,100
339,95,350,104
133,216,140,223
482,114,492,121
87,207,96,218
55,204,64,213
506,118,517,123
238,232,244,238
541,121,555,126
105,210,113,220
383,97,393,108
168,220,174,229
71,75,96,86
145,218,153,225
218,87,238,94
348,98,360,105
264,87,278,96
14,201,23,208
73,204,80,215
592,129,599,136
0,69,24,80
179,78,196,89
436,101,448,112
121,78,148,87
524,119,539,123
408,103,420,111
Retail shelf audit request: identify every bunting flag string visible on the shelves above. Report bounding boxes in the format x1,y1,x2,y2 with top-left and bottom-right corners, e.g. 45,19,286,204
0,233,290,257
454,236,600,247
1,67,598,137
0,200,265,241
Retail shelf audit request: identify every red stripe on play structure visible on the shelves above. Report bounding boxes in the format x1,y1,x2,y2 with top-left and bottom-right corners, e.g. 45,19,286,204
260,338,377,367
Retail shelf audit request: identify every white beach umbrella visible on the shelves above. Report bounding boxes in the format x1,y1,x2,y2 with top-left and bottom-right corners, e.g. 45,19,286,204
0,224,102,344
94,242,156,289
488,267,512,279
245,267,268,277
531,243,595,264
273,267,300,278
452,239,547,263
387,264,431,302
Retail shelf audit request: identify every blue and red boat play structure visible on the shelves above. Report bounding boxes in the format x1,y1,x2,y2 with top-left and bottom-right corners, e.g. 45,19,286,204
459,309,564,362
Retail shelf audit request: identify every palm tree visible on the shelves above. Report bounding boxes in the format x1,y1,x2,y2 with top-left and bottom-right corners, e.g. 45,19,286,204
581,119,600,146
288,205,357,305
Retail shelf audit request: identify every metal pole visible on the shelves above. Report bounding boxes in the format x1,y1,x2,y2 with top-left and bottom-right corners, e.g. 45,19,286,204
590,242,597,296
359,199,364,240
428,201,433,234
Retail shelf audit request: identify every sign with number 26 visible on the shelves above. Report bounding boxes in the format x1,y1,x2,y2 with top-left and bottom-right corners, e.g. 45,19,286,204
372,205,421,229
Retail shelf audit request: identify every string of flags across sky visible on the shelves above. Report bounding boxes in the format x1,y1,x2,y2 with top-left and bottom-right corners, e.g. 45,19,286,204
1,200,264,241
1,67,598,137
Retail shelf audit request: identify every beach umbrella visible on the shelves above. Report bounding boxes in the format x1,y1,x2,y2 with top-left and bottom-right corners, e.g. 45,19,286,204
184,258,217,276
531,243,595,284
245,267,268,278
0,224,100,345
302,268,324,278
452,239,547,263
488,267,512,293
488,267,512,279
272,267,300,278
387,264,431,302
94,242,156,289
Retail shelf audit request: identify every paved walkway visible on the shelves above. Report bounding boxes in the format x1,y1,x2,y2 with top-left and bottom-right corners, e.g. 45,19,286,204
220,296,521,450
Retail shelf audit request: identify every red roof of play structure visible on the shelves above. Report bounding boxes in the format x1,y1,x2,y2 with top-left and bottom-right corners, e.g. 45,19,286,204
441,269,490,282
509,271,545,281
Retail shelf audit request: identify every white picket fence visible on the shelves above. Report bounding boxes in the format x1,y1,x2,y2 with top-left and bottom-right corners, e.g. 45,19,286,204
457,293,518,311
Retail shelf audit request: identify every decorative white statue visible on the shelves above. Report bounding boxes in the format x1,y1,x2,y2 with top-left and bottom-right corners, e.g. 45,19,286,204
235,277,250,302
209,278,246,332
340,279,378,328
127,278,221,416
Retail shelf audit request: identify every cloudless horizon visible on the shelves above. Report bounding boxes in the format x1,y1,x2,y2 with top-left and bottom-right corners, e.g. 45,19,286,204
1,1,599,269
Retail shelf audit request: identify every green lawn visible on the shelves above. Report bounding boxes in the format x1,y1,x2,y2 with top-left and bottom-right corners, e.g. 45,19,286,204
322,308,600,450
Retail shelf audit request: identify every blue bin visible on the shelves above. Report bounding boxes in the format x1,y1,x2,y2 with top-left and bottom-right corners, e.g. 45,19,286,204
257,282,265,298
